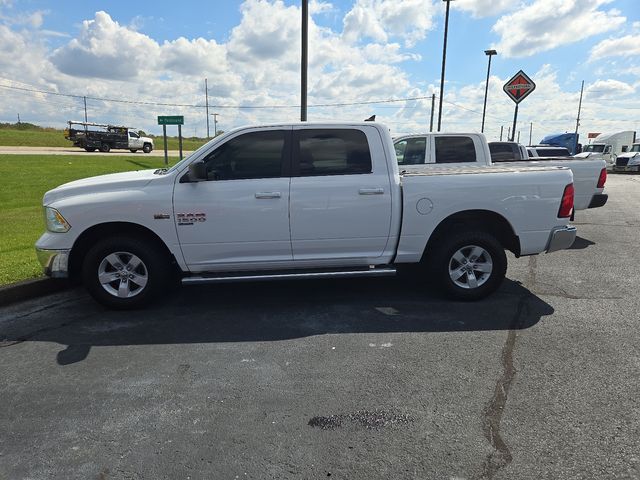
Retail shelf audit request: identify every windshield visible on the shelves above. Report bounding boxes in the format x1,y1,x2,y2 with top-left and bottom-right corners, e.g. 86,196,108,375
631,144,640,153
165,137,217,173
584,144,605,153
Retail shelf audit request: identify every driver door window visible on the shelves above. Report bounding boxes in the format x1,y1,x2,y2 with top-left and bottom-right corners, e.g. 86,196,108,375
202,131,286,180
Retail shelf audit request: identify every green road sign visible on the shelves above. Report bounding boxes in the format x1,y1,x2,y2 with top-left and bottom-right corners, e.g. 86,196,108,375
157,115,184,125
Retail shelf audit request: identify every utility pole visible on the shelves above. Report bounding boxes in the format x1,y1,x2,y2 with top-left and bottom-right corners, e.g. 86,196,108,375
205,78,210,138
481,49,497,133
301,0,308,121
517,130,520,143
437,0,454,132
507,126,511,141
212,113,219,137
574,80,585,154
529,122,533,146
500,125,503,141
430,94,435,132
17,113,20,124
83,96,88,131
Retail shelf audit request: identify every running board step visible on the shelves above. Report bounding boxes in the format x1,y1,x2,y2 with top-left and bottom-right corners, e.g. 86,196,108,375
182,267,397,285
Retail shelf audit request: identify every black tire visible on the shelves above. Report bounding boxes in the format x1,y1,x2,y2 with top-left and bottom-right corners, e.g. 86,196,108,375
81,236,171,309
142,143,152,153
84,147,97,152
129,149,138,153
100,143,111,153
429,230,507,301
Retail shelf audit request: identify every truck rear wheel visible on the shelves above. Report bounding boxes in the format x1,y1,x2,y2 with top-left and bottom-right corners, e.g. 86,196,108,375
81,236,171,309
142,143,152,153
129,149,138,153
430,230,507,301
100,143,111,153
84,147,97,152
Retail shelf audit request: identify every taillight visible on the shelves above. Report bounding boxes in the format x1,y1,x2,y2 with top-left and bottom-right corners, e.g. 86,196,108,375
558,183,574,218
597,168,607,189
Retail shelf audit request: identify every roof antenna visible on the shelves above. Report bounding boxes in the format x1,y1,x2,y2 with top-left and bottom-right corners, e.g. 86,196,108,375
364,115,376,122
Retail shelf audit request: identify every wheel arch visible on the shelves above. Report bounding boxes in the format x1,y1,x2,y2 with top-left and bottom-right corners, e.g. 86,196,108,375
69,221,178,279
421,209,520,261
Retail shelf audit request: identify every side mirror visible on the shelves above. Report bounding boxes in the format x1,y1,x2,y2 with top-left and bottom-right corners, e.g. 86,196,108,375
188,161,207,182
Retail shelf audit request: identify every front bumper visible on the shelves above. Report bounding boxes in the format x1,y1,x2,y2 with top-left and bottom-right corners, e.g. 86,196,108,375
36,248,70,278
546,226,577,253
613,165,640,172
588,193,608,209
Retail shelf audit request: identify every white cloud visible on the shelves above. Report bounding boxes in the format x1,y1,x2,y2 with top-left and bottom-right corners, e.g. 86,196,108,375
586,79,635,98
342,0,437,47
492,0,626,58
454,0,513,18
50,11,160,80
590,35,640,61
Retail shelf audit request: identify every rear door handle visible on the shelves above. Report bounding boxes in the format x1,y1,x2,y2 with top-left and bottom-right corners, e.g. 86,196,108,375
255,192,281,199
358,187,385,195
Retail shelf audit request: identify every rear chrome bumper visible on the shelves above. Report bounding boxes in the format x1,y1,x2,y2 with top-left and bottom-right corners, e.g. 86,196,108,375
546,226,577,253
36,248,70,278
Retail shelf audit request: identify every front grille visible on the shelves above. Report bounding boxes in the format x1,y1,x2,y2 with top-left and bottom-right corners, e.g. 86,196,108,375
616,157,629,167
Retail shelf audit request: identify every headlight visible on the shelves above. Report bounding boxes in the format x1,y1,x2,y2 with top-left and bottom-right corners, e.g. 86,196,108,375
44,207,71,233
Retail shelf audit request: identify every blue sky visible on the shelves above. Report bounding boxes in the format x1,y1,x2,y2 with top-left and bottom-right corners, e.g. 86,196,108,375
1,0,639,140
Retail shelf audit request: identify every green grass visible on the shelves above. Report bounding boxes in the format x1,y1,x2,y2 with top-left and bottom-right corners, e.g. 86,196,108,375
0,125,210,150
0,128,69,147
0,155,178,286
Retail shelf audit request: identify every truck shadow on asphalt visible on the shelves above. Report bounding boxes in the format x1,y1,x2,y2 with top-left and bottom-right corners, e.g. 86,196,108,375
2,278,553,365
568,236,596,250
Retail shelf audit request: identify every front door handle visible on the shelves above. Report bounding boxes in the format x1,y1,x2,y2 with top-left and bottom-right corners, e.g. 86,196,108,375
255,192,282,199
359,187,385,195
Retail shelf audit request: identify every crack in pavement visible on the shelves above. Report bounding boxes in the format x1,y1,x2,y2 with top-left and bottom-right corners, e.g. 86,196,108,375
476,294,528,480
0,297,85,348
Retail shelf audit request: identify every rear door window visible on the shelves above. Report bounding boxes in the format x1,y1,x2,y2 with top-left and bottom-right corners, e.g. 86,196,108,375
489,143,516,162
295,129,372,176
396,138,426,165
434,136,477,163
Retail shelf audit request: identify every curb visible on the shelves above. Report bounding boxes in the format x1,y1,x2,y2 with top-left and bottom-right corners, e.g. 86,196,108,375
0,277,71,307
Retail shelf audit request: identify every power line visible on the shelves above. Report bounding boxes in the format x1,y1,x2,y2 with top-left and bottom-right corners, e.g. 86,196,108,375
0,81,439,110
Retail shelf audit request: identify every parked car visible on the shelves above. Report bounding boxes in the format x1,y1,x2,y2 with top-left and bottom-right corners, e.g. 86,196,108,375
526,145,571,158
64,121,154,153
37,123,576,308
393,135,607,211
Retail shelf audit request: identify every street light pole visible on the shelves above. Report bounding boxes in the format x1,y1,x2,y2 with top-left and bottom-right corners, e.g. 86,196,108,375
301,0,308,122
437,0,454,132
481,49,497,133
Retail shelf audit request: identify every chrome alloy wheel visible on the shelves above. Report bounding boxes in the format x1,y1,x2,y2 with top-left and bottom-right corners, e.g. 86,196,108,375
97,252,148,298
448,245,493,289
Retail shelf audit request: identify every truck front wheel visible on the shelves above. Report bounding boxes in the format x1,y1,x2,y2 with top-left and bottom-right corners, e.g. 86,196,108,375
431,231,507,301
100,143,111,153
142,143,152,153
81,236,171,309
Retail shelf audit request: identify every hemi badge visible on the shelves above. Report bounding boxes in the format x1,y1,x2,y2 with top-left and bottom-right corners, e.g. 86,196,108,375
153,214,170,220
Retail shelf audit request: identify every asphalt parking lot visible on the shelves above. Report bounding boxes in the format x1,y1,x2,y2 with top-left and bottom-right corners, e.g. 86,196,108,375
1,174,639,480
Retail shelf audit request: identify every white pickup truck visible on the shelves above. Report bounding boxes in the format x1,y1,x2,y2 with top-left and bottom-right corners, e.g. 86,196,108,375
36,123,576,309
394,135,608,211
